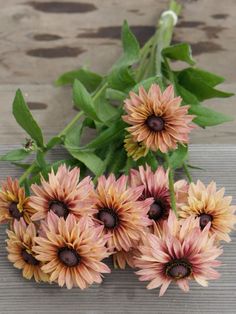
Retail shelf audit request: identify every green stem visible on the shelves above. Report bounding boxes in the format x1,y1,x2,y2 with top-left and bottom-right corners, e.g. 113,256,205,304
155,0,182,76
165,154,178,217
19,163,36,185
58,111,84,137
183,162,193,183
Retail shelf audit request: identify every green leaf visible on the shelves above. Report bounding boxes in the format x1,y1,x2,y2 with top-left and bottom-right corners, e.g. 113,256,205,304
0,149,31,161
177,68,234,101
73,80,99,121
108,66,136,92
46,136,62,150
169,145,188,169
13,90,44,147
138,151,158,171
175,83,200,105
114,20,140,68
189,105,233,127
132,76,163,93
106,89,127,102
162,43,195,65
55,68,102,92
64,122,84,147
86,120,125,150
184,68,225,87
66,148,105,176
93,90,118,124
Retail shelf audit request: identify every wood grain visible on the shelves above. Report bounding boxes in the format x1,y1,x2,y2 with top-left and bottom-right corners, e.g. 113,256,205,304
0,0,235,144
0,144,236,314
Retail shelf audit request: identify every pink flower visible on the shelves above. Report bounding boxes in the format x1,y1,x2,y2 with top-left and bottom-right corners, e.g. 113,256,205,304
135,212,223,296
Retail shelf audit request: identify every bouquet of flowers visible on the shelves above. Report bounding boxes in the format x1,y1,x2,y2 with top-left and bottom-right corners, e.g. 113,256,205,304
0,0,235,296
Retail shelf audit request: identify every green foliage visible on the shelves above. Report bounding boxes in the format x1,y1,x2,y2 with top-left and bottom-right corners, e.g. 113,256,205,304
66,147,105,176
190,105,233,127
162,43,195,65
0,149,31,162
113,20,140,68
13,90,44,148
55,67,102,92
177,68,234,101
73,80,100,121
169,145,188,169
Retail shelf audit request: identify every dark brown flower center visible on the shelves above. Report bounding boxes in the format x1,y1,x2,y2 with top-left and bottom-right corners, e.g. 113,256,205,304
49,201,69,219
148,201,164,221
146,115,164,132
166,260,192,279
9,202,23,220
22,249,39,266
58,248,80,267
98,208,119,229
199,213,213,230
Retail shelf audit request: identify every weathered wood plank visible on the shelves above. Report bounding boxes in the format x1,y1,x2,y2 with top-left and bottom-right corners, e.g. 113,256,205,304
0,144,235,314
0,0,235,83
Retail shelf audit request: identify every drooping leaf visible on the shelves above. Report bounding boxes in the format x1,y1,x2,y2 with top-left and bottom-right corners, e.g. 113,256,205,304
13,90,44,147
177,68,233,101
169,145,188,169
189,105,233,127
55,68,102,92
162,43,195,65
0,149,31,162
73,80,100,121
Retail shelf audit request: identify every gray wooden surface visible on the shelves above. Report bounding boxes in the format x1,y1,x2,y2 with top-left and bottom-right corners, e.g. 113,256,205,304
0,144,236,314
0,0,236,145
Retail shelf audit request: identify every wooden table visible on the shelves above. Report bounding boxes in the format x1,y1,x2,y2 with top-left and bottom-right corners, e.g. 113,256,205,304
0,0,235,145
0,145,236,313
0,1,236,313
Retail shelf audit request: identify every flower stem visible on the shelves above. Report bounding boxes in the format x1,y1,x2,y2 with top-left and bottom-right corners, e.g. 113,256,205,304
19,163,36,185
164,154,178,217
155,0,182,77
183,162,193,183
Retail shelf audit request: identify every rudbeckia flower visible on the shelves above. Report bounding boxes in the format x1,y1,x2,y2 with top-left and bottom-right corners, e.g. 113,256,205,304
122,84,194,153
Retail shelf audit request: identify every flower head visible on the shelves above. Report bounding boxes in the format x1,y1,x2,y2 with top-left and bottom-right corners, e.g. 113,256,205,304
30,165,95,221
6,219,48,282
0,177,35,224
113,248,138,269
122,84,194,153
130,165,171,224
174,179,189,208
179,180,236,242
93,174,153,252
135,212,222,296
33,213,110,289
124,134,149,161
